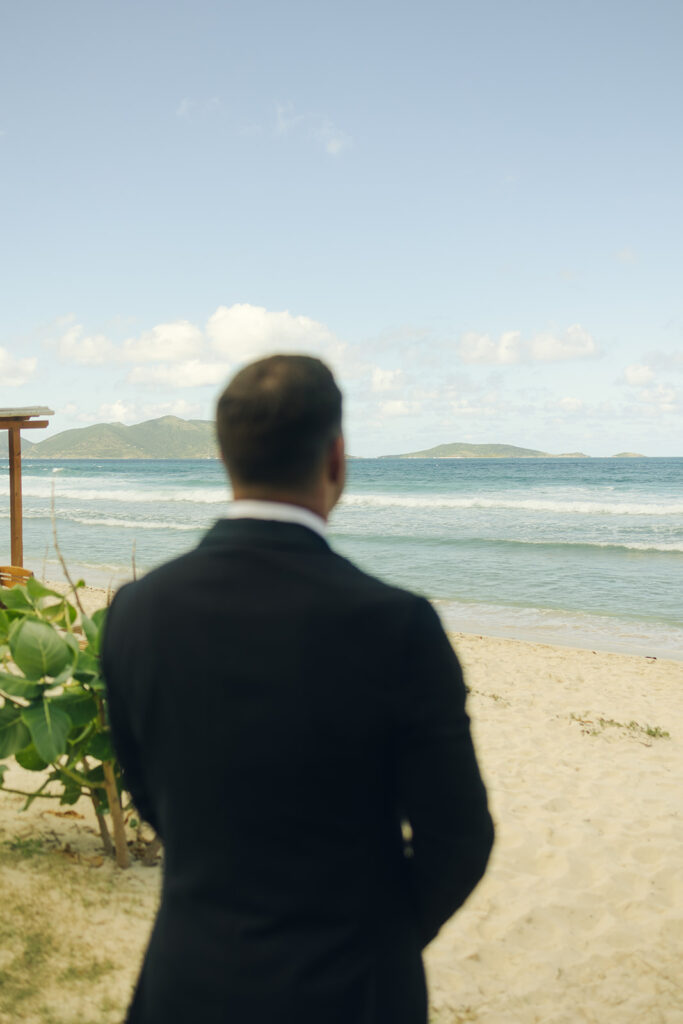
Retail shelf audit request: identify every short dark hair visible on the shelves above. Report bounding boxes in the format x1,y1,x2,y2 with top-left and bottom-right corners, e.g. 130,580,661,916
216,354,343,489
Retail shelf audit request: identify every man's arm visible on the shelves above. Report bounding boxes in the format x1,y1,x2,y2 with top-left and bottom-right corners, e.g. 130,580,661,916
395,597,494,947
100,588,161,836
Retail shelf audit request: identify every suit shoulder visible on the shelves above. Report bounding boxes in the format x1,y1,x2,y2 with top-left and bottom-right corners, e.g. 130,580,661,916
326,548,426,609
107,548,199,620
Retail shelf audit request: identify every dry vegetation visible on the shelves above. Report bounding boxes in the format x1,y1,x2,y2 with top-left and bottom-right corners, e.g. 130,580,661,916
0,782,159,1024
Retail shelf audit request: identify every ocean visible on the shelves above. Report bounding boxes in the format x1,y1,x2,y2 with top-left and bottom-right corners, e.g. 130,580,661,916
2,456,682,659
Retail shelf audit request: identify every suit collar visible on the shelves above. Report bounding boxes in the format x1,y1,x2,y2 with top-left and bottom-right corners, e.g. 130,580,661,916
199,517,331,552
225,499,327,539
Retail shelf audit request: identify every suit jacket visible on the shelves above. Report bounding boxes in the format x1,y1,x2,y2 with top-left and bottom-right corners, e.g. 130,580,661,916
101,518,493,1024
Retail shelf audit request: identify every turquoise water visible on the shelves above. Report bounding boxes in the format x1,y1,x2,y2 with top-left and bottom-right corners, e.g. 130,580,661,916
2,457,682,659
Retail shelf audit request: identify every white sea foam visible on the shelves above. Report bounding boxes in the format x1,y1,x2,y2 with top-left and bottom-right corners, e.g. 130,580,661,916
65,515,201,532
340,493,683,516
1,510,202,531
3,479,680,516
0,481,229,504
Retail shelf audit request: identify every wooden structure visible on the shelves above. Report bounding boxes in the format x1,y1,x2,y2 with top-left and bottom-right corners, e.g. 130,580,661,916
1,407,53,567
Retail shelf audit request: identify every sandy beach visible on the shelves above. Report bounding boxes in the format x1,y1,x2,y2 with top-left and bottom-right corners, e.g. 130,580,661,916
1,586,682,1022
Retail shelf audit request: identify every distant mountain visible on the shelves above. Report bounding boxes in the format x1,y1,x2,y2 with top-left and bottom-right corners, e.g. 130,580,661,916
2,434,37,456
382,442,590,459
24,417,220,460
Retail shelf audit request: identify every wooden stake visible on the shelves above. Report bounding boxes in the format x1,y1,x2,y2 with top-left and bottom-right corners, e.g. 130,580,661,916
8,426,22,566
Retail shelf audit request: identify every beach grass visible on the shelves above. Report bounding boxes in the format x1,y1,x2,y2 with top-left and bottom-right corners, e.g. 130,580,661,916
0,831,155,1024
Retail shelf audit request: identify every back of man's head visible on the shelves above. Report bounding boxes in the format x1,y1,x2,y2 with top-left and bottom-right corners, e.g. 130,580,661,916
216,354,343,491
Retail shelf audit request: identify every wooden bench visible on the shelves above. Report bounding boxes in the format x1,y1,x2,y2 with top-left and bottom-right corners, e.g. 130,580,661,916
0,565,34,588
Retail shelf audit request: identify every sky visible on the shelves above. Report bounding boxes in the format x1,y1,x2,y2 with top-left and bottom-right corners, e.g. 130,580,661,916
2,0,682,457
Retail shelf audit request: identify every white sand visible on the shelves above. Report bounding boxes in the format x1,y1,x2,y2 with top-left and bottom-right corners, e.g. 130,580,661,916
1,585,682,1022
426,633,683,1023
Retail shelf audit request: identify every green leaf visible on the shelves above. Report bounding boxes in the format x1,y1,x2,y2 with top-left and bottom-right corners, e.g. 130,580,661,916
0,706,31,758
25,578,63,602
0,763,7,784
48,663,76,690
75,649,99,676
58,771,82,805
21,702,72,763
0,671,43,700
10,619,74,680
80,613,99,648
0,586,33,611
64,633,80,655
0,609,10,643
15,743,49,772
40,601,77,627
52,688,97,728
87,731,115,763
92,607,108,629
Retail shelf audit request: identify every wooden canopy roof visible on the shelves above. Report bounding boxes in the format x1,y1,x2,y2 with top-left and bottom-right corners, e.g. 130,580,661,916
1,407,54,568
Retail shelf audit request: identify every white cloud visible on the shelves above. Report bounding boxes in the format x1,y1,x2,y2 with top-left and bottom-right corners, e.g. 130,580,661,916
177,96,221,118
371,368,403,393
207,303,342,366
100,398,205,422
558,396,584,412
528,325,596,361
57,325,116,365
99,400,139,422
128,360,230,389
56,320,205,366
275,102,306,137
635,383,679,413
122,321,204,363
460,324,597,364
142,398,204,420
459,331,521,364
624,364,655,386
616,247,637,264
50,304,352,391
449,393,504,418
0,346,37,386
320,119,352,156
379,400,422,417
275,103,351,156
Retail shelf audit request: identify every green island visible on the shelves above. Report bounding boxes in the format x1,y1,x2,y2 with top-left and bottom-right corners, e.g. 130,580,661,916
10,419,648,460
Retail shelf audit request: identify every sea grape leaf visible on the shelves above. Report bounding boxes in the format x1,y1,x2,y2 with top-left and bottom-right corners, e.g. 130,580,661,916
25,578,63,603
47,663,76,690
40,601,77,627
0,610,10,643
74,648,99,678
80,613,99,649
57,770,82,805
0,706,31,758
21,702,72,763
15,743,49,772
52,688,97,728
64,633,80,655
0,586,33,611
85,607,108,654
10,619,74,681
0,671,43,700
86,731,115,763
92,607,107,629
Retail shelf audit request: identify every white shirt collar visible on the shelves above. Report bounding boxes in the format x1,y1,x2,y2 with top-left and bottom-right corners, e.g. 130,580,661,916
225,499,327,539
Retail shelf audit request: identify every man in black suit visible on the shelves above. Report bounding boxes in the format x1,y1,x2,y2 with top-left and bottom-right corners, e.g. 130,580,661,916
102,354,493,1024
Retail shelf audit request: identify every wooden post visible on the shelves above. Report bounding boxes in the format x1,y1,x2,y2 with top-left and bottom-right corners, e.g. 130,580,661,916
8,426,22,567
